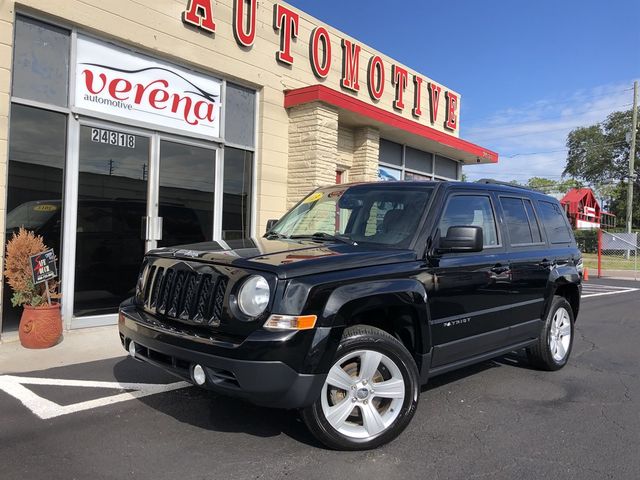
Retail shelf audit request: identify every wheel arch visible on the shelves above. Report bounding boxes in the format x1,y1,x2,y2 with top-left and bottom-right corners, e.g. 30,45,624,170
551,282,581,321
320,279,430,371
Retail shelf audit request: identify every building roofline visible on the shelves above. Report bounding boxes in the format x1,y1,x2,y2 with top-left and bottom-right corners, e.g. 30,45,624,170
284,85,498,164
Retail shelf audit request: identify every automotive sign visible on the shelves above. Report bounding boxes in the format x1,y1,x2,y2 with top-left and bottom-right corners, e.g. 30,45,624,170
75,36,222,139
30,249,58,285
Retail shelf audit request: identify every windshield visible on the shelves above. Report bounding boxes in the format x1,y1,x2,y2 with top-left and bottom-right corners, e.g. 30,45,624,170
6,201,61,230
269,184,434,247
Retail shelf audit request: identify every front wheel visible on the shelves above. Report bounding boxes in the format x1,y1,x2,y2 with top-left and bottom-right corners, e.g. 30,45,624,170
527,296,575,371
301,325,420,450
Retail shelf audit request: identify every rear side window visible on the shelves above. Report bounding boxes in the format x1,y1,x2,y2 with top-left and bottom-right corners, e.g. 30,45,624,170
500,197,543,245
537,200,572,244
439,195,499,247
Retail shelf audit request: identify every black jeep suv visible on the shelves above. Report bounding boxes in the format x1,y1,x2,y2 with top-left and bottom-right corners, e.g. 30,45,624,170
119,180,582,450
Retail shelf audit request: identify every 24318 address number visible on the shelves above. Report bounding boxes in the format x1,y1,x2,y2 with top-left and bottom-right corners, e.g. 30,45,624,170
91,128,136,148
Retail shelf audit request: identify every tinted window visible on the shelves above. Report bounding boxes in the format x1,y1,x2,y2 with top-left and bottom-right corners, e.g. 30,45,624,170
501,197,540,245
439,195,499,247
12,16,70,106
435,155,458,179
405,147,432,173
223,147,253,240
538,200,572,244
379,139,402,166
523,199,543,243
224,83,255,147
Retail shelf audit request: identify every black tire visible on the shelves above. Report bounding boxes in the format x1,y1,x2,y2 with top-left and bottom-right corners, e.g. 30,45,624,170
527,296,575,371
301,325,420,451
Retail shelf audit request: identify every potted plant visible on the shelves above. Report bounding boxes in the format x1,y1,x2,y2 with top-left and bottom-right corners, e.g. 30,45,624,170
4,227,62,348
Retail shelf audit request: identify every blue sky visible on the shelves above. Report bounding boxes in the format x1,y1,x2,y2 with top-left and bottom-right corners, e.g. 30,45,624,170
287,0,640,183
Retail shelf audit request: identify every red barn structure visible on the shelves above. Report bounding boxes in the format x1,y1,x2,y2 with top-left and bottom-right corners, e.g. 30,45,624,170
560,188,615,229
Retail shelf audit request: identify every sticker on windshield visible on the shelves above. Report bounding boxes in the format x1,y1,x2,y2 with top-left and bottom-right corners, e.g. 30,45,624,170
33,205,58,212
328,190,345,198
303,192,323,204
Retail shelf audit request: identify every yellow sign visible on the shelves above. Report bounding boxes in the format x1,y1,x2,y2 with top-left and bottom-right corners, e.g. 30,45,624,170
302,192,323,204
33,205,58,212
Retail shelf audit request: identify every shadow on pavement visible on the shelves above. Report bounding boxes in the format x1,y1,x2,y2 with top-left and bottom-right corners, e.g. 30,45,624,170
111,358,322,448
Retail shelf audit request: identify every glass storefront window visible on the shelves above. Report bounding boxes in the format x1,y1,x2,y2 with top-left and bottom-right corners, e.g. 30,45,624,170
225,83,256,148
435,155,459,179
379,139,403,166
223,148,253,240
12,16,70,107
379,138,460,181
158,140,216,247
74,125,150,317
3,104,67,332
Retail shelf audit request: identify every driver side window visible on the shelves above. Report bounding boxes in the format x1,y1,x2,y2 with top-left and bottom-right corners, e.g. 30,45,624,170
439,195,499,247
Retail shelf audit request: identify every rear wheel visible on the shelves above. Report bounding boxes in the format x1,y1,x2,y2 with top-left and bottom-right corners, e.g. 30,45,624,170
301,325,419,450
527,296,574,371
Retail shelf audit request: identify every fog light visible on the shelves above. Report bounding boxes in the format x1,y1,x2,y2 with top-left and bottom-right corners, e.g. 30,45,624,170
193,364,206,386
128,341,136,358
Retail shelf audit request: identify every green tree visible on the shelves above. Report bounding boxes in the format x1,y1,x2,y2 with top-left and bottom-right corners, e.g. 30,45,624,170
563,108,640,227
564,109,638,185
526,177,558,192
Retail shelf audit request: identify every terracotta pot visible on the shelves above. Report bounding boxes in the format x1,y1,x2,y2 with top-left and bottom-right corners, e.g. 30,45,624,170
19,303,63,349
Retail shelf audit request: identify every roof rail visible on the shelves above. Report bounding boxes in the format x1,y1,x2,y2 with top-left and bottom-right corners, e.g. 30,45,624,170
475,178,542,193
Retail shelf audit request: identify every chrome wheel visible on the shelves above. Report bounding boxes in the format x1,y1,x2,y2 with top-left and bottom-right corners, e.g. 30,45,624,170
320,349,406,440
549,307,572,362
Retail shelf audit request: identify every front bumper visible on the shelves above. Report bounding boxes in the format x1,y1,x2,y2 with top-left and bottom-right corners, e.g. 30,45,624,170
118,305,327,409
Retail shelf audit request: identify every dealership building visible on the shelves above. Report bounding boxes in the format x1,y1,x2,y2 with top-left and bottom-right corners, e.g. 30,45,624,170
0,0,497,337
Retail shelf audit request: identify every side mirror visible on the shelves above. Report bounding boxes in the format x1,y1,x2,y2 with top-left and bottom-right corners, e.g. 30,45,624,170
438,226,483,253
266,219,279,233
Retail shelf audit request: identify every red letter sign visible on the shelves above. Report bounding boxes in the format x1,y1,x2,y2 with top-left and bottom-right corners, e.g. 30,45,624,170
273,4,299,65
412,76,423,117
445,91,458,131
392,65,408,110
428,82,442,124
341,39,361,92
310,27,332,78
367,55,385,100
233,0,257,47
182,0,216,33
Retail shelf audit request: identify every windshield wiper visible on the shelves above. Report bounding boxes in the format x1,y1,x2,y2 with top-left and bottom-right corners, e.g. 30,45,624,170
291,232,358,245
264,232,287,240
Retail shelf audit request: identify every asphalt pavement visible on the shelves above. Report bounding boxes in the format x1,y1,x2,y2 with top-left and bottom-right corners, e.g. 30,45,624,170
0,279,639,480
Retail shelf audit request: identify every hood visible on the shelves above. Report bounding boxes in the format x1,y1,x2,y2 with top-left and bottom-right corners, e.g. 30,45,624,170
147,237,417,278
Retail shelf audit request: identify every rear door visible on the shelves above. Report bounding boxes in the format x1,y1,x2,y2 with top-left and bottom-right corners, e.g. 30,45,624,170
498,195,548,342
428,190,514,367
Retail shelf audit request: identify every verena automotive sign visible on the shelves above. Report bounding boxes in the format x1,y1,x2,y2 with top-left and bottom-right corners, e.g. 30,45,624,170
75,36,222,138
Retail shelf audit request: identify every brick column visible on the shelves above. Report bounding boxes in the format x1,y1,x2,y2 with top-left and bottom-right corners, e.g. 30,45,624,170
350,126,380,182
287,102,339,206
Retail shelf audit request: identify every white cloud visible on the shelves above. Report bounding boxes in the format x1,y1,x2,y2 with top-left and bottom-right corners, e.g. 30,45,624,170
462,80,636,183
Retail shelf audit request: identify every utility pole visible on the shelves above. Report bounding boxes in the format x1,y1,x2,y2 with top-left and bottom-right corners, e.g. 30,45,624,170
627,80,638,233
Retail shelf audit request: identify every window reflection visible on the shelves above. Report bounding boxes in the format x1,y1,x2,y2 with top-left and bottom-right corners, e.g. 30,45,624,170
158,141,215,247
223,148,252,240
74,126,149,317
3,104,66,332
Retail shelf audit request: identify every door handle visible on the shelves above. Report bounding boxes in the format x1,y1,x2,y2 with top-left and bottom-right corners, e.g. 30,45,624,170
491,264,510,274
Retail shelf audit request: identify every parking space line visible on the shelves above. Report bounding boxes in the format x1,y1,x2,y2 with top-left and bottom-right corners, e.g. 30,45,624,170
0,375,191,420
581,284,639,299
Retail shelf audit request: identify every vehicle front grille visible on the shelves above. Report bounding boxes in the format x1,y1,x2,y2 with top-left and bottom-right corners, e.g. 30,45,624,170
141,263,227,327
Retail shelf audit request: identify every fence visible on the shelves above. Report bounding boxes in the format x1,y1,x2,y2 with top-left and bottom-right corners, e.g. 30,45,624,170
593,230,639,280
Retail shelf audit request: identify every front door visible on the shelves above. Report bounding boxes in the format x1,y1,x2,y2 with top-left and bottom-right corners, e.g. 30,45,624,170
71,122,218,321
427,192,514,368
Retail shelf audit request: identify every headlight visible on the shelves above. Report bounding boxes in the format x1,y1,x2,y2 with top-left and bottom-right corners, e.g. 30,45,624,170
237,275,270,317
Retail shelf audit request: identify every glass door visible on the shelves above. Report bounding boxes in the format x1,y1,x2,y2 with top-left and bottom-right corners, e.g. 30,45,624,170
153,139,217,249
73,124,150,317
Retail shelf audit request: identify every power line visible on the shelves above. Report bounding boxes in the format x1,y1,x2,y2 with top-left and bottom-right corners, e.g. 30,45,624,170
502,140,628,158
